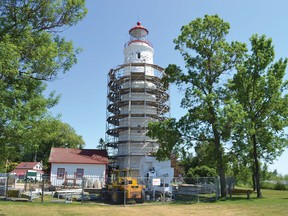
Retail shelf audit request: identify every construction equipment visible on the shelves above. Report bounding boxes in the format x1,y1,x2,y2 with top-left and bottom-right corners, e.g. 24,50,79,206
100,169,145,204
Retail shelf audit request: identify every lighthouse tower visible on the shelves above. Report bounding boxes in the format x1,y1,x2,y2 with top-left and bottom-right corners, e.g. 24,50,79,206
106,22,170,176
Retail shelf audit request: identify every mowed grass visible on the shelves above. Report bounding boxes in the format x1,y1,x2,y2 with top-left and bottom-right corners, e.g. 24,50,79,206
0,189,287,216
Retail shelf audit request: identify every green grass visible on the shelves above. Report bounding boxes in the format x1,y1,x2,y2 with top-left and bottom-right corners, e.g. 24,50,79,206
0,189,287,216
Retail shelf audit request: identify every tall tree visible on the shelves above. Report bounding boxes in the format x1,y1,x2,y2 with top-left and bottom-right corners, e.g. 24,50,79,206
229,34,288,197
0,0,87,169
162,15,246,197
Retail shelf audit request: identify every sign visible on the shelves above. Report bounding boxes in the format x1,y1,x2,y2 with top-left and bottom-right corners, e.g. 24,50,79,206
152,178,161,186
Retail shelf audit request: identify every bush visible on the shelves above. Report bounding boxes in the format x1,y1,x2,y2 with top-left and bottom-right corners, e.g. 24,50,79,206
275,182,287,190
7,190,20,197
185,166,217,184
261,182,274,190
261,181,287,190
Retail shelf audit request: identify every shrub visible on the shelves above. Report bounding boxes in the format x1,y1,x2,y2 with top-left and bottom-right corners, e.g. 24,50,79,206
7,190,20,197
185,166,217,184
261,181,287,190
261,182,274,190
274,182,287,191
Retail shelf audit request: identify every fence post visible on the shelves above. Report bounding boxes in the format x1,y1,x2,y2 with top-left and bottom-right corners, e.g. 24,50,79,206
41,177,44,203
81,177,85,204
153,185,156,201
5,174,8,199
163,177,165,202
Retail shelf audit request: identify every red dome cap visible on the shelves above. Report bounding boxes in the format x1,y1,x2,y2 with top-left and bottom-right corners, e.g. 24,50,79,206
129,22,149,38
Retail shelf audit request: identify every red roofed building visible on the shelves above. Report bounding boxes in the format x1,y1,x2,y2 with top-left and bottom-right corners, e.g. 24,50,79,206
48,148,108,188
10,162,44,180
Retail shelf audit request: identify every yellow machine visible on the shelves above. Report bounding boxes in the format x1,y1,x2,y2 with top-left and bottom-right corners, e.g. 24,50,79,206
101,169,145,204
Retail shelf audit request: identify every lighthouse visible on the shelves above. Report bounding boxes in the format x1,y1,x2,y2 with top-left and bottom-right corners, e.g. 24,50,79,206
106,22,170,176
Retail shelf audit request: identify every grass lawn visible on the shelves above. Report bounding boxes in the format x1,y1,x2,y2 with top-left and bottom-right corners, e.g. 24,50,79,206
0,189,287,216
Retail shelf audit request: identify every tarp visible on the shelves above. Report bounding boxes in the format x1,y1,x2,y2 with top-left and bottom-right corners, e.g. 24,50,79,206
27,172,37,177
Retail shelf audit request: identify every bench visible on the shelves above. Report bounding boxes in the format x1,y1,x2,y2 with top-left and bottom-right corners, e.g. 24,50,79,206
228,188,252,199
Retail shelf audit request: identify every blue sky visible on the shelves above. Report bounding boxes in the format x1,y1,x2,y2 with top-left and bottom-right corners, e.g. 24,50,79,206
45,0,288,175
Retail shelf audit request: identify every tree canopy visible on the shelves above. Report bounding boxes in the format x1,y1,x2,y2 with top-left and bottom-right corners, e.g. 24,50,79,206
0,0,87,172
229,34,288,197
161,15,246,197
148,15,288,198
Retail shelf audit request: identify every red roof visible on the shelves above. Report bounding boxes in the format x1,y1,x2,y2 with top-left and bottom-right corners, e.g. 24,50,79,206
48,148,108,164
15,162,40,169
10,169,44,176
10,162,44,176
10,170,27,176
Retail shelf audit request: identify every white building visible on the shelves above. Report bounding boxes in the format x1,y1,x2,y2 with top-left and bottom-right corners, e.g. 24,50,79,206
48,148,108,188
10,162,44,181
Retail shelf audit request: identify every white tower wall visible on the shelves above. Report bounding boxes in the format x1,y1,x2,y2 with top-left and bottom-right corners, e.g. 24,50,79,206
106,22,170,177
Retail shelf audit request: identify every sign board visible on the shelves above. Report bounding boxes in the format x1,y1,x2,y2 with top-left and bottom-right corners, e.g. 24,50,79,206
152,178,161,186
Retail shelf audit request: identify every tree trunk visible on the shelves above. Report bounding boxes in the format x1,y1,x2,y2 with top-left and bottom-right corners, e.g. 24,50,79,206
251,165,256,191
252,134,262,198
252,173,256,191
212,124,226,197
215,139,227,198
210,106,227,198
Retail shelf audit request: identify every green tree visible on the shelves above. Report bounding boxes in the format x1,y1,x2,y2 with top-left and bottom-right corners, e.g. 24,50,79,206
186,165,217,184
162,15,246,197
97,138,107,150
177,141,217,176
229,34,288,197
0,0,87,169
2,118,84,172
225,151,253,187
22,118,85,164
147,118,182,160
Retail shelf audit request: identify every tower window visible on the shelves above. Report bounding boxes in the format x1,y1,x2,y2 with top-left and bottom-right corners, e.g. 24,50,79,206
137,52,141,59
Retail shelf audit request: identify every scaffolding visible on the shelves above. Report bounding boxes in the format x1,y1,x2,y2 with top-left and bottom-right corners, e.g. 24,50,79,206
106,62,170,176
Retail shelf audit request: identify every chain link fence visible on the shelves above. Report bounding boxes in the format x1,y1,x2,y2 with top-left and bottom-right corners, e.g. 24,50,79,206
1,173,220,204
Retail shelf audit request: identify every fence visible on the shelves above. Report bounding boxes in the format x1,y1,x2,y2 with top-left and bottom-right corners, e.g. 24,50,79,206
0,173,16,197
1,173,220,204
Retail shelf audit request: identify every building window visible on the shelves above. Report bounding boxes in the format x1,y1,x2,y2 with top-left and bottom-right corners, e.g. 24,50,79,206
76,168,84,179
57,168,65,179
137,52,141,59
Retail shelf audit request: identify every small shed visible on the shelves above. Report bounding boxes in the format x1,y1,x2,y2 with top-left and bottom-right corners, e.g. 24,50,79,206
48,148,108,188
